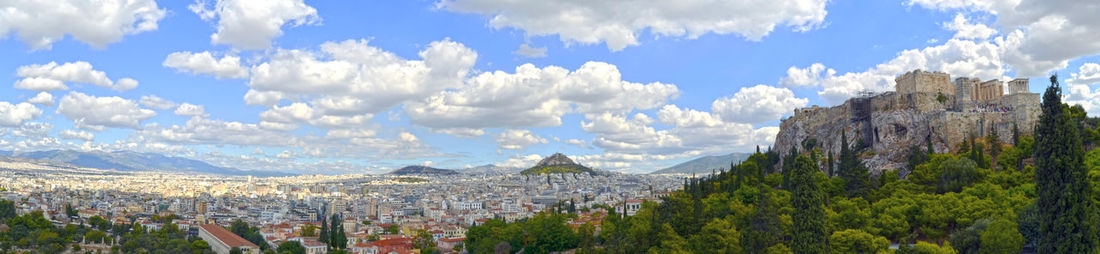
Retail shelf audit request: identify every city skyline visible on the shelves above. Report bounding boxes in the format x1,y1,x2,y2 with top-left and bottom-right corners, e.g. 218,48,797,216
2,0,1100,174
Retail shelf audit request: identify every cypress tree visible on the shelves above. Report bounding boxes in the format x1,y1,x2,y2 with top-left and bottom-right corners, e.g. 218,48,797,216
782,146,798,190
1012,123,1020,146
318,215,329,244
1035,74,1096,253
329,214,341,248
988,124,1002,172
926,135,935,155
838,130,869,198
827,151,834,178
791,154,827,254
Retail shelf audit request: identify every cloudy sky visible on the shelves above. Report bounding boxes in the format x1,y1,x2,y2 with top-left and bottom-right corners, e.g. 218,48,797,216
1,0,1099,174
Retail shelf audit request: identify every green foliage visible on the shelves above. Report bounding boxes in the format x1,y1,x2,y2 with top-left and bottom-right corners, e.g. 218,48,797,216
838,131,870,198
465,212,579,254
903,241,957,254
0,199,15,220
521,164,595,175
413,230,437,254
979,218,1024,254
687,218,741,254
276,241,305,254
789,155,827,254
948,218,990,254
1034,76,1096,253
300,223,317,237
229,219,270,250
829,229,889,253
829,197,871,232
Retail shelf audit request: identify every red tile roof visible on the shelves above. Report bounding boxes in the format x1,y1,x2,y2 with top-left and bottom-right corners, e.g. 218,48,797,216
200,224,259,249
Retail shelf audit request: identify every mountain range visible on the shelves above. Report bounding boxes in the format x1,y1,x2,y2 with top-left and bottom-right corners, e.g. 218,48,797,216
2,150,291,177
650,152,753,174
389,165,460,175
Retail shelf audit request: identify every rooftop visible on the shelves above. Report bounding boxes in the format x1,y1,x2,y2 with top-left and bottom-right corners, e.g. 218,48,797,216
200,224,259,248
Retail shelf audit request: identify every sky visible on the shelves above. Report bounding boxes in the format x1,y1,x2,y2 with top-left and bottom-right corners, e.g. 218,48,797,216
1,0,1099,174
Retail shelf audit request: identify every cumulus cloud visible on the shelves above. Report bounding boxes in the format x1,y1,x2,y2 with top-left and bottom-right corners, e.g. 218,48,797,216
910,0,1100,76
174,103,208,117
163,51,250,79
189,0,320,50
0,102,42,127
1065,63,1100,116
439,0,829,51
405,62,679,133
59,129,94,141
781,38,1005,104
246,39,477,128
513,44,547,58
139,95,178,110
0,0,165,50
26,92,54,106
944,14,997,40
712,85,807,124
56,92,156,130
14,61,139,91
495,129,548,150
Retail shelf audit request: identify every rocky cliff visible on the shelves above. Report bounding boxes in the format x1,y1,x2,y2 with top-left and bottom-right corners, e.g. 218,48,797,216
773,90,1039,175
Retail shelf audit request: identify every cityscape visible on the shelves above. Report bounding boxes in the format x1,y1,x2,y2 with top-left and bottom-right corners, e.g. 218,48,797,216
2,0,1100,254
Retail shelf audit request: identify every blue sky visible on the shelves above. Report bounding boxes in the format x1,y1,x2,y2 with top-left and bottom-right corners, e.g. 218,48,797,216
1,0,1099,174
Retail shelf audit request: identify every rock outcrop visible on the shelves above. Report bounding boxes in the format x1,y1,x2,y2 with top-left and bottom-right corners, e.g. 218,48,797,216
773,70,1041,175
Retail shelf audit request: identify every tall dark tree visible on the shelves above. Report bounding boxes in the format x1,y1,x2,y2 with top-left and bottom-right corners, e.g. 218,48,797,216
838,130,869,198
742,186,783,253
790,154,827,254
827,151,834,178
926,135,935,155
1034,74,1096,253
1012,123,1021,146
318,215,329,244
782,146,798,190
988,123,1002,172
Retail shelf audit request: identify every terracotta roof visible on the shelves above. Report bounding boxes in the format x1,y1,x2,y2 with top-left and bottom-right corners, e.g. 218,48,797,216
200,224,259,248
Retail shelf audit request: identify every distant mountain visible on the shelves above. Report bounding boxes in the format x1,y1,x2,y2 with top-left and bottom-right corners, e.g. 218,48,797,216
390,165,459,175
11,150,290,177
461,164,522,175
521,153,596,175
650,152,753,174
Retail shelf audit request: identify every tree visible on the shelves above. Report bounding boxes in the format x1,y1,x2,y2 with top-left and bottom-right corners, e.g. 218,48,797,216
980,218,1024,254
277,241,305,254
0,199,15,219
687,218,741,254
988,124,1002,172
838,131,870,198
790,155,827,254
413,230,437,254
1012,123,1020,146
827,151,835,178
319,215,329,244
948,218,990,254
332,222,347,249
191,239,211,253
743,186,783,253
829,229,889,253
1034,74,1096,253
300,223,317,237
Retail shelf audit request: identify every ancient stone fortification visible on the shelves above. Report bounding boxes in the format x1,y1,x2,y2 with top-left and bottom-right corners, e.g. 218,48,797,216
773,69,1041,174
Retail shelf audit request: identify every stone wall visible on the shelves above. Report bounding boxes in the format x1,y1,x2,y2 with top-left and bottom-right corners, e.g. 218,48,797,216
896,70,954,97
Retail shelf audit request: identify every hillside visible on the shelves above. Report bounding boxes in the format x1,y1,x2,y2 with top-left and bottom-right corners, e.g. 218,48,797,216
520,153,596,175
650,152,752,174
9,150,290,177
389,165,459,175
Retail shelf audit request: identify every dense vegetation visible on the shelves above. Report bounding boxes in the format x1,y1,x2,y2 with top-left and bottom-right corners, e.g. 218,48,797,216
468,75,1100,253
521,164,596,175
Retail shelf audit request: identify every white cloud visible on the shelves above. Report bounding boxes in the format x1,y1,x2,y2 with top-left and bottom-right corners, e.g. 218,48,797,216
513,44,547,58
910,0,1100,76
1068,63,1100,85
163,51,250,79
11,122,52,138
1065,63,1100,116
189,0,320,50
944,14,996,40
405,62,678,133
139,95,178,110
59,129,94,141
14,61,139,91
174,103,208,117
248,39,478,124
0,0,165,50
563,139,587,148
26,92,54,106
782,38,1005,104
56,92,156,130
0,102,42,127
439,0,829,51
712,85,807,124
495,129,548,150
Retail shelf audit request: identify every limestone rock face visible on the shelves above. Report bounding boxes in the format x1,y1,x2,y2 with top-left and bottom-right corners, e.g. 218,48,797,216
773,91,1039,175
536,153,578,167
